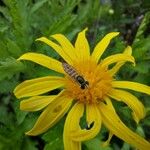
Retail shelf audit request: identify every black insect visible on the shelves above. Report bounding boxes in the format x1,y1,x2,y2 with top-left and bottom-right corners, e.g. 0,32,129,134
62,62,89,89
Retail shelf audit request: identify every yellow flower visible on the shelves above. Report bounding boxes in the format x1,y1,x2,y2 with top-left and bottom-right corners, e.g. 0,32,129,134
14,28,150,150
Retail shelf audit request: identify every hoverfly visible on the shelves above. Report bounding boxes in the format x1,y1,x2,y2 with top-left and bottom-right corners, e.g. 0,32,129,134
62,62,89,90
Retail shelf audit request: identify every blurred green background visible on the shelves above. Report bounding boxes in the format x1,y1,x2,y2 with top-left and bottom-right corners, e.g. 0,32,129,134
0,0,150,150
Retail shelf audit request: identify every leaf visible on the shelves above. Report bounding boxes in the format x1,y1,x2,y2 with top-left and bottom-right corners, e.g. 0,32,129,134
44,138,63,150
0,104,13,127
84,138,113,150
133,61,150,74
0,57,25,81
6,38,22,57
42,118,64,150
0,79,18,93
47,14,77,35
121,143,130,150
12,100,28,125
0,40,9,59
30,0,49,14
42,118,64,142
134,11,150,43
4,0,32,50
0,5,11,21
133,37,150,60
22,137,38,150
136,125,145,138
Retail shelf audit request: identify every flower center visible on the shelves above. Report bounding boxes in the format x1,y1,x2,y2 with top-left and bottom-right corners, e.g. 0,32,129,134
65,60,112,103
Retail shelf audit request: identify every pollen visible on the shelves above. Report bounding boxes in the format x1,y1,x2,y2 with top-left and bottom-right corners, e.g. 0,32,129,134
65,60,113,103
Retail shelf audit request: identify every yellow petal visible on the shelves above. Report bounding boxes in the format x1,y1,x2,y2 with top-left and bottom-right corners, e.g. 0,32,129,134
36,37,73,64
18,52,64,74
64,103,83,150
91,32,119,63
104,97,116,113
109,46,132,76
70,104,101,141
102,132,113,147
108,89,145,123
14,76,65,98
26,91,72,135
101,53,135,67
112,81,150,95
99,102,150,150
20,95,56,111
63,140,81,150
51,34,78,62
75,28,90,62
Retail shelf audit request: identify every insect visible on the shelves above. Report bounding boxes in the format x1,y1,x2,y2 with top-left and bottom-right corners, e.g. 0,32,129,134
62,62,89,89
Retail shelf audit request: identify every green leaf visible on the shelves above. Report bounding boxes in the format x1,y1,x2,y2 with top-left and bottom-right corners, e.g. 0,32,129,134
134,11,150,43
133,61,149,74
30,0,49,14
42,118,64,142
84,138,113,150
133,37,150,60
121,143,130,150
0,5,11,21
0,104,14,128
47,14,77,35
136,125,145,138
0,40,9,59
12,100,28,125
0,57,25,81
42,118,64,150
4,0,32,50
6,38,22,57
0,78,17,93
44,138,63,150
22,138,38,150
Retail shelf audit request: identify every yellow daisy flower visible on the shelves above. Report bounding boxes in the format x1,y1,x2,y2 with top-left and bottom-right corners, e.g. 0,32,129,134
14,28,150,150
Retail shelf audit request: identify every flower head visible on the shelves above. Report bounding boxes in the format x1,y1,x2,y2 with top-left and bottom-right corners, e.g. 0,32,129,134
14,28,150,150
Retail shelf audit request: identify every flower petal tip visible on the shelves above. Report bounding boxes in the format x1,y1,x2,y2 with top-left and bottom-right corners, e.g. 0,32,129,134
109,32,120,36
25,131,31,135
104,32,120,40
124,46,132,55
17,57,22,61
16,55,24,61
25,130,38,136
25,132,34,136
51,34,60,38
13,88,18,98
35,37,46,42
130,55,136,66
132,59,136,67
83,27,88,32
126,45,132,50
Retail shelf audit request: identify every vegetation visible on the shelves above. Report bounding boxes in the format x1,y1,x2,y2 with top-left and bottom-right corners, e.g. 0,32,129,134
0,0,150,149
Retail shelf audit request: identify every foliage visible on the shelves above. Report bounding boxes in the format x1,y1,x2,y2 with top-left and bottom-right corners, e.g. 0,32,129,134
0,0,150,149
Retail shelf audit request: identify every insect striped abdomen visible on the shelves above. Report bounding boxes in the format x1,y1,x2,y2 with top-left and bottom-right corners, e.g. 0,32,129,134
62,62,78,79
62,62,89,89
